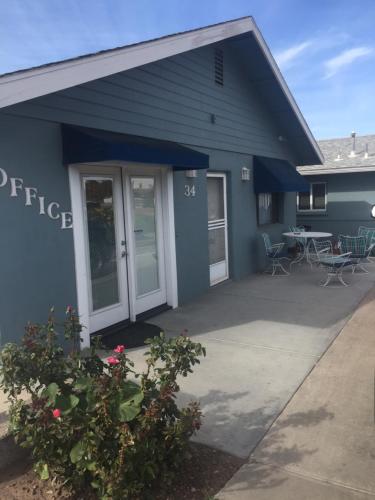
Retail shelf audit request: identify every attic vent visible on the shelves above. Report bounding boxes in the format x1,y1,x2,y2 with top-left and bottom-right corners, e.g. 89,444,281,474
214,48,224,86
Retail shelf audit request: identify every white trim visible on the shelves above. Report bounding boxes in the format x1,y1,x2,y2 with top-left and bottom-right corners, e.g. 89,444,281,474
207,172,229,285
0,18,251,109
0,17,322,164
68,166,90,348
298,166,375,175
162,168,178,308
297,181,327,213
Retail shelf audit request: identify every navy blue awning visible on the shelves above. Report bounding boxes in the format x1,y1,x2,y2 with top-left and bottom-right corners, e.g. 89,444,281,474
253,156,309,194
61,125,209,170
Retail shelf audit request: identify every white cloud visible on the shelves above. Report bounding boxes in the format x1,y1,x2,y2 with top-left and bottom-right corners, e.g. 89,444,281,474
275,41,312,69
324,47,373,78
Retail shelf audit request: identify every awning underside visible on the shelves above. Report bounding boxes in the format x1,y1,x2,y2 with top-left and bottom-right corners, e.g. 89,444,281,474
253,156,310,194
61,125,209,170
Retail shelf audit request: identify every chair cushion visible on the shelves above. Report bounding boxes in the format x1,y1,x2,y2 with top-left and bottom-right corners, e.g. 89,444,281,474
321,259,352,269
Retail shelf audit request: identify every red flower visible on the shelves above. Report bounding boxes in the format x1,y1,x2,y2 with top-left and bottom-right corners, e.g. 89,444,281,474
107,356,120,365
114,345,125,354
52,409,61,419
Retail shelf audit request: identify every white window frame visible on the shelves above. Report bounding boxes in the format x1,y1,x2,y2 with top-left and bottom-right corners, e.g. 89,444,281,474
297,182,327,212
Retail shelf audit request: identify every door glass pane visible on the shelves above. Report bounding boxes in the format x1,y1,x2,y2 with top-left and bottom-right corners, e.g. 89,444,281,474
209,227,226,265
258,193,272,225
131,177,159,297
312,183,326,209
207,177,224,221
84,178,119,311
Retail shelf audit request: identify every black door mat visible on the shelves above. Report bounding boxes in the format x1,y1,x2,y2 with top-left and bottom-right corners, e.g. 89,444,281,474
98,322,163,350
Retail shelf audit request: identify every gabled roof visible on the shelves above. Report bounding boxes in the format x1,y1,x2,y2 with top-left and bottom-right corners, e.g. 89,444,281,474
0,16,323,165
298,134,375,175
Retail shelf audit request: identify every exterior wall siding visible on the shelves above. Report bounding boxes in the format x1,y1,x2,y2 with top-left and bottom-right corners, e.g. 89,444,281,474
0,113,77,345
297,172,375,236
0,42,299,342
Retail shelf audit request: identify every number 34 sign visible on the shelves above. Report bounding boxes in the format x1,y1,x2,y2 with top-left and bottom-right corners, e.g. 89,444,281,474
184,185,196,197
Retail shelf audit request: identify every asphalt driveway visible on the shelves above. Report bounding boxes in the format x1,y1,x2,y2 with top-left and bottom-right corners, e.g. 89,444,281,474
128,264,375,458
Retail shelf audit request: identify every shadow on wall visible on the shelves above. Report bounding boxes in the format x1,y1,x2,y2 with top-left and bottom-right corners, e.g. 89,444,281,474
297,200,375,237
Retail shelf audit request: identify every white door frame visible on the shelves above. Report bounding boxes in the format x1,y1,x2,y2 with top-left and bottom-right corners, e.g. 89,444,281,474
207,172,229,286
68,162,178,348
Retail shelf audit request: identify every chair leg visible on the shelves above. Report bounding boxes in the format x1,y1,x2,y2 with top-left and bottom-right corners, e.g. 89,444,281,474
270,259,289,276
337,272,349,286
352,263,369,274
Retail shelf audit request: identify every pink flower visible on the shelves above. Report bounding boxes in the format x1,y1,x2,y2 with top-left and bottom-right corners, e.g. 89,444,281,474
52,409,61,419
107,356,120,365
114,345,125,354
66,305,73,314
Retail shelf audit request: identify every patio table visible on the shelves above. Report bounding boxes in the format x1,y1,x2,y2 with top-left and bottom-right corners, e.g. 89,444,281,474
283,231,333,268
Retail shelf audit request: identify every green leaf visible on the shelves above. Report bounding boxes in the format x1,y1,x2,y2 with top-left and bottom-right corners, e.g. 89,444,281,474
44,382,59,404
56,394,80,414
36,462,49,480
118,401,141,422
74,377,91,391
70,440,85,464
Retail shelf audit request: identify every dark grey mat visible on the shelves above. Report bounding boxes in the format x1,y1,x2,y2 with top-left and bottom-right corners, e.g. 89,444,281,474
99,322,162,350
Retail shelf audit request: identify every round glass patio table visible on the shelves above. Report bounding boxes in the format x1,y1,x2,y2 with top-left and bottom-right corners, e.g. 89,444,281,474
282,231,333,268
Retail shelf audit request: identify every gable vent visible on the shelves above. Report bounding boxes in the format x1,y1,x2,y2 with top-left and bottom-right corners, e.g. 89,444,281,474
214,48,224,86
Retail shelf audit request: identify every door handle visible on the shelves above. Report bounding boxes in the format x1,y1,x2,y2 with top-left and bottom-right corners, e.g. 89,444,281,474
121,250,128,258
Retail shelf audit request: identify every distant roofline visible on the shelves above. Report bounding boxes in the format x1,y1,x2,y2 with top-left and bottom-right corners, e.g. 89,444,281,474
0,16,323,165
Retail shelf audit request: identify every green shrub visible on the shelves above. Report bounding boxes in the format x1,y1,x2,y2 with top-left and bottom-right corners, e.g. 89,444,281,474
0,308,206,499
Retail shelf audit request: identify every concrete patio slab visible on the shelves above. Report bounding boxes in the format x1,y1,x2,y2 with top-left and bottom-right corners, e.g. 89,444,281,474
127,264,375,458
218,280,375,499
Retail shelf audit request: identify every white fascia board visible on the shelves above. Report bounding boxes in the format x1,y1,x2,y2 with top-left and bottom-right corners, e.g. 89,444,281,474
298,166,375,175
249,20,323,165
0,18,252,109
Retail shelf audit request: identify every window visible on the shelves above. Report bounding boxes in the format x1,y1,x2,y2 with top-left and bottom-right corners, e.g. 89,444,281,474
298,182,326,211
257,193,281,225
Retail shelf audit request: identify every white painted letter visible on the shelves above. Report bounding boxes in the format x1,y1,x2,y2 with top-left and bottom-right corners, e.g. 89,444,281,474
10,177,23,197
25,187,38,206
61,212,73,229
47,202,60,219
0,168,8,187
38,196,46,215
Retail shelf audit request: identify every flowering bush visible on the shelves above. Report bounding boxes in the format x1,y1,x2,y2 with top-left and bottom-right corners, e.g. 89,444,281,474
0,309,206,499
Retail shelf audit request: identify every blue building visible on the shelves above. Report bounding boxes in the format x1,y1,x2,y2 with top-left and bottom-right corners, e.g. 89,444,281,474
297,132,375,236
0,17,321,346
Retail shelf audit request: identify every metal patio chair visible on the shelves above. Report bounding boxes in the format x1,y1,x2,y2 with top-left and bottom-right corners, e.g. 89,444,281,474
312,238,352,287
358,226,375,261
289,225,306,255
338,235,375,273
262,233,290,276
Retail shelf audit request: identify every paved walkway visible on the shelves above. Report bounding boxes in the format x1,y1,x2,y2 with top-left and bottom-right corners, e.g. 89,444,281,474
218,284,375,499
129,264,375,458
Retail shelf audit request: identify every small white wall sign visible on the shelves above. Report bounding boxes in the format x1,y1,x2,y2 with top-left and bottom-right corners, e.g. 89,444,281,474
0,167,73,229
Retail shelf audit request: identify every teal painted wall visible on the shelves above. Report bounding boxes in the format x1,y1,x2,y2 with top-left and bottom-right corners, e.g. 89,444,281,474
0,41,300,340
297,172,375,237
0,113,77,345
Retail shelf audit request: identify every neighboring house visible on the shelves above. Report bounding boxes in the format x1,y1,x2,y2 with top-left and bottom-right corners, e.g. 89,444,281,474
297,133,375,236
0,17,321,346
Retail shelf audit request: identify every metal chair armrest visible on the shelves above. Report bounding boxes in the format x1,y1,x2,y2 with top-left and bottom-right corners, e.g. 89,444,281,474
271,242,284,257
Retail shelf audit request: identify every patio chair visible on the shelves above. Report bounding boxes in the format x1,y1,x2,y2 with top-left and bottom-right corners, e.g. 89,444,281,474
312,239,352,287
289,225,306,254
262,233,290,276
338,235,374,273
358,226,375,260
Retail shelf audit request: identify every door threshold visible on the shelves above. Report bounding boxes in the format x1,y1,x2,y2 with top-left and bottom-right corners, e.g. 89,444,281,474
136,303,171,322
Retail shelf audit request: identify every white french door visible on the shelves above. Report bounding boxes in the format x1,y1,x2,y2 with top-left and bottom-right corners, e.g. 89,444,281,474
72,164,171,338
207,172,229,285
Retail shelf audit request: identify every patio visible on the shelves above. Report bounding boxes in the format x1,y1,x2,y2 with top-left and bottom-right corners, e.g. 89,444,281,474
128,263,375,458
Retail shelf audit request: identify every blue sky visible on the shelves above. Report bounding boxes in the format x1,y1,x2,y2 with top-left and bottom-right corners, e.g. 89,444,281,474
1,0,375,139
